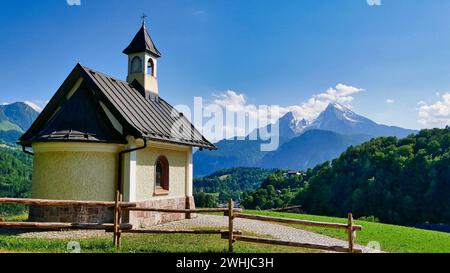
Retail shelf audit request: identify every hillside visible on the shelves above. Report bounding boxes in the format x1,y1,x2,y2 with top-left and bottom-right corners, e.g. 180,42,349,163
193,167,276,205
0,146,33,215
193,140,270,177
0,102,40,144
246,210,450,253
242,128,450,226
260,130,372,170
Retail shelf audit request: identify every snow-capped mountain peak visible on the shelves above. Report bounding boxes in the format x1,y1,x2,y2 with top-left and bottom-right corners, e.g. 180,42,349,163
252,102,416,142
23,101,43,112
321,102,362,123
276,112,310,135
305,102,417,137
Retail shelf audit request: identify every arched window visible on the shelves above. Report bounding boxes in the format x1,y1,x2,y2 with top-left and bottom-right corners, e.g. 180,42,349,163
155,156,169,191
147,58,155,76
131,56,142,74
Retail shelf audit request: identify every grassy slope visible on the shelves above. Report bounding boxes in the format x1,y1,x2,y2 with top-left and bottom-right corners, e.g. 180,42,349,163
0,121,23,132
245,210,450,253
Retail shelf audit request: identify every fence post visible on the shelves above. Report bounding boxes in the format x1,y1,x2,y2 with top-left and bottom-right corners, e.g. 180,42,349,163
347,213,354,253
228,199,234,253
113,190,120,248
185,197,192,219
117,193,123,248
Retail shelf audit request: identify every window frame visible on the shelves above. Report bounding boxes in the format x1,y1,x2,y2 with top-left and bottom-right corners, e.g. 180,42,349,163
154,155,169,195
130,56,143,74
147,58,155,77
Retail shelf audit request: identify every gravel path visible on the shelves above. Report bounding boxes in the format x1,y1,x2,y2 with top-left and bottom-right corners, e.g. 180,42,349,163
0,229,109,239
144,214,381,253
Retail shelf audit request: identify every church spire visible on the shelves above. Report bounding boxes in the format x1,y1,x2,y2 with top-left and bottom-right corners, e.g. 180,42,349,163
141,13,147,27
122,20,161,57
124,19,161,98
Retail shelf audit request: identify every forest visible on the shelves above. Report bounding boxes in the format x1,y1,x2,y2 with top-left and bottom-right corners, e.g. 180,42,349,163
0,145,32,216
193,167,275,207
242,128,450,226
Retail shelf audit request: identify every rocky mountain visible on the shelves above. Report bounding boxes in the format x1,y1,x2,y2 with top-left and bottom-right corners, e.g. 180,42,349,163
194,102,417,176
0,102,40,144
193,111,303,176
305,103,416,138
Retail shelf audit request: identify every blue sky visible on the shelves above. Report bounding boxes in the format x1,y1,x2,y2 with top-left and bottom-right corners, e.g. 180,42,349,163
1,0,450,130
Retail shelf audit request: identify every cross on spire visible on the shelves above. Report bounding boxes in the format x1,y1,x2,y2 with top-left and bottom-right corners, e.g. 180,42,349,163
141,13,148,27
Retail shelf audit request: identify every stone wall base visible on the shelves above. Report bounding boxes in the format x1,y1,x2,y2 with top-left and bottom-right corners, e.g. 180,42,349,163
28,196,196,228
29,205,114,223
126,196,196,228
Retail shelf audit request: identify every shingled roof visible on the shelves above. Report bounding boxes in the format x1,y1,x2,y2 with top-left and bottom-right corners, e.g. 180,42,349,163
122,25,161,57
19,64,216,150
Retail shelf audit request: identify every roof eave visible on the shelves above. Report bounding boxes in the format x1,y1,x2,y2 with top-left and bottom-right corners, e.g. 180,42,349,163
142,135,216,150
122,48,161,58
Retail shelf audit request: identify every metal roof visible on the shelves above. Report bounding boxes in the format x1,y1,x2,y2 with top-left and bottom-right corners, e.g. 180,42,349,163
19,64,215,150
25,86,126,144
122,25,161,57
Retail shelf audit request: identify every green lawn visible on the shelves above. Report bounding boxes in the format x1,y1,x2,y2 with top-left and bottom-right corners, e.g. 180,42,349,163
244,210,450,253
0,231,319,253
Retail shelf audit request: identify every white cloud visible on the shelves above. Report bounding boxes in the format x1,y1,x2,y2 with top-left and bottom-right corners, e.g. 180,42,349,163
386,99,395,104
367,0,381,6
295,83,364,120
418,93,450,127
210,83,364,122
203,83,364,139
66,0,81,6
1,102,9,105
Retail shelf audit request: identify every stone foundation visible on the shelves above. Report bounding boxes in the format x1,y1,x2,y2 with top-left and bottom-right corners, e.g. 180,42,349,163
28,196,196,227
126,196,196,228
29,205,114,223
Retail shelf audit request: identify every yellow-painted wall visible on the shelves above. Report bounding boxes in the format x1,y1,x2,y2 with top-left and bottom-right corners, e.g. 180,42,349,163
32,143,120,201
136,146,187,201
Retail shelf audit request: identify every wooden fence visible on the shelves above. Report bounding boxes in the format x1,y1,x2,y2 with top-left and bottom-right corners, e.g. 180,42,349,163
113,193,363,253
0,193,363,253
0,196,134,231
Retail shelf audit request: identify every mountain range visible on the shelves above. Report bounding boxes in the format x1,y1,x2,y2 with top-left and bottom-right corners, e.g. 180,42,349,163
0,102,40,144
0,101,418,176
194,102,417,176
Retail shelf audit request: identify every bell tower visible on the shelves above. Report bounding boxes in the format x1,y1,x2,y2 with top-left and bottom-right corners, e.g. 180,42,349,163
123,16,161,98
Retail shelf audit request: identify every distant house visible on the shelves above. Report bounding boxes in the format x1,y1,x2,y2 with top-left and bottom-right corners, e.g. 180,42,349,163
19,22,215,226
283,170,302,178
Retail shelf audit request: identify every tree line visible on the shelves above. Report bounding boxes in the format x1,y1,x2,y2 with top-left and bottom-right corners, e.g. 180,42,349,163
193,167,275,207
0,145,32,216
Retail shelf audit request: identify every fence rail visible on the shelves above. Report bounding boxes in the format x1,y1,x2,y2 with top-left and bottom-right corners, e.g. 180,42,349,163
0,193,363,253
122,207,241,213
221,233,362,253
0,197,137,208
235,213,362,231
0,221,132,230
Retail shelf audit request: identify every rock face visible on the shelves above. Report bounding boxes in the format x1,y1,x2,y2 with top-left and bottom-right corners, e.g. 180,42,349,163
194,103,418,176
